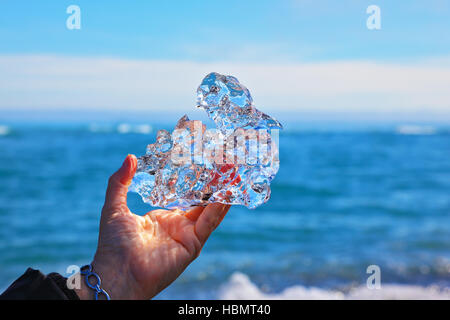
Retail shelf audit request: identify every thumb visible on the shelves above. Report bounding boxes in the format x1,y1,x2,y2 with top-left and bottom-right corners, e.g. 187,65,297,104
103,154,137,213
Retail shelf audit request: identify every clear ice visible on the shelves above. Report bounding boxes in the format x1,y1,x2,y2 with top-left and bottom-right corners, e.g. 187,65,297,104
129,72,282,209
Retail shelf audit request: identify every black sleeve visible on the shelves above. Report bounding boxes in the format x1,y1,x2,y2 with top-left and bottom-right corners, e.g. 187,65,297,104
0,268,80,300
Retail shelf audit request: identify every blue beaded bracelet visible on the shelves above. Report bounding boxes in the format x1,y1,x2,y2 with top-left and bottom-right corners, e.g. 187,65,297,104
80,264,111,300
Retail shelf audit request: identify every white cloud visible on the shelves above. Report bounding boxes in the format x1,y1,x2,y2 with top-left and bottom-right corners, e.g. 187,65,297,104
0,55,449,118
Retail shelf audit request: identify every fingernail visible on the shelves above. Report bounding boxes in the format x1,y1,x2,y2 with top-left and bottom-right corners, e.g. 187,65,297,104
124,154,132,166
118,155,133,184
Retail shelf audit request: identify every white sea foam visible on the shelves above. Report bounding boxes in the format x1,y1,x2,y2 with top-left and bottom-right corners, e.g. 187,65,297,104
396,125,436,135
88,123,152,134
117,123,152,134
0,125,10,136
117,123,131,134
218,272,450,300
134,124,152,134
88,123,114,133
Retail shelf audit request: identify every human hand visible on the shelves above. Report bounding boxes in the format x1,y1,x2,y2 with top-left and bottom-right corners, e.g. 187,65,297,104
76,154,230,300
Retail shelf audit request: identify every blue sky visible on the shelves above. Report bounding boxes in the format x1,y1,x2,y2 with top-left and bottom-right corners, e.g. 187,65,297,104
1,0,450,61
1,0,450,121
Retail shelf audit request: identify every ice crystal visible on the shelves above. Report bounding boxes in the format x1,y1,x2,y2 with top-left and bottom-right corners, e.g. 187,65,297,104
129,72,282,209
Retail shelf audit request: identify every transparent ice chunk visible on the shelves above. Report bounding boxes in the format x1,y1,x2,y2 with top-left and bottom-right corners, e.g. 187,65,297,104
196,72,283,134
129,73,282,209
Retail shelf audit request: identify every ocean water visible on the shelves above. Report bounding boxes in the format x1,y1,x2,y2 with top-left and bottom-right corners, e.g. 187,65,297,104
0,121,449,299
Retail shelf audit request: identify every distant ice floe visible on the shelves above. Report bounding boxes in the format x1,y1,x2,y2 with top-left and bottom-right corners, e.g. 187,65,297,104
396,125,436,135
88,123,152,134
0,125,10,136
219,272,450,300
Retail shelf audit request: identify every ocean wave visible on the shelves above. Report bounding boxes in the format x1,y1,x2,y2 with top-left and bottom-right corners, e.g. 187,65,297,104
88,123,152,134
396,125,436,135
280,125,447,135
0,125,10,136
117,123,152,134
218,272,450,300
88,123,114,133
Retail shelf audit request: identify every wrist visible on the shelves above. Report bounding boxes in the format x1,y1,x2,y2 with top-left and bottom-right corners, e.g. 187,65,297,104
74,272,94,300
90,254,144,300
91,259,121,299
74,260,128,300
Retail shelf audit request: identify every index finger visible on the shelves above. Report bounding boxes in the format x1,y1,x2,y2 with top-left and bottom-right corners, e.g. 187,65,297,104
195,203,231,244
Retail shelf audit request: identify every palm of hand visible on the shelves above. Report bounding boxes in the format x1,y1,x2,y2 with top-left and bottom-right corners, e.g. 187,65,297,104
93,155,229,299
